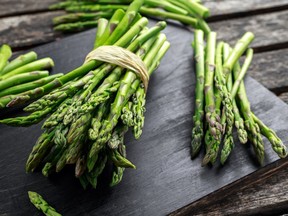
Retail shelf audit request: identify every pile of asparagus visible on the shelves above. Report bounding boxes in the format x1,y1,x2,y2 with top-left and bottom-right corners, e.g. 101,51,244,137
191,30,287,165
49,0,210,34
0,0,170,188
0,45,57,109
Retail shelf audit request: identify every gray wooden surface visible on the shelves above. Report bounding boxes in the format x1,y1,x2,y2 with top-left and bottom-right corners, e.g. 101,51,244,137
0,0,287,215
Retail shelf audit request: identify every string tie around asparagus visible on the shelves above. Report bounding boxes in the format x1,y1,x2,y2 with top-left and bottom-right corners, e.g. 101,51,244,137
84,45,149,92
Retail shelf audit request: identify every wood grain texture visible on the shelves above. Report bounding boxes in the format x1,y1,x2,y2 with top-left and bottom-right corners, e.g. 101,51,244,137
248,48,288,91
0,11,64,49
203,0,288,17
209,10,288,50
0,0,59,17
0,23,288,216
171,158,288,216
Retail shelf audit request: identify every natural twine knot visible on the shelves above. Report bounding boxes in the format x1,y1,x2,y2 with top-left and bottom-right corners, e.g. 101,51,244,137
84,45,149,92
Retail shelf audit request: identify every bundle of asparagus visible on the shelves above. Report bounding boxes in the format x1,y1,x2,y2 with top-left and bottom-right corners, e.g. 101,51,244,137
49,0,210,34
191,30,287,165
0,45,57,109
0,0,170,188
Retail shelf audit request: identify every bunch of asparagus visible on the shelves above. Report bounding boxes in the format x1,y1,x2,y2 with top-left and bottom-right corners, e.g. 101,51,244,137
191,30,287,165
49,0,210,34
0,0,170,188
0,45,57,109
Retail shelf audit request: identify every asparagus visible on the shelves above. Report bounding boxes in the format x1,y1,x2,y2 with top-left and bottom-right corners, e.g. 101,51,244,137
231,48,254,99
94,9,125,48
0,58,54,80
191,30,205,158
94,18,108,47
121,101,134,127
0,74,63,98
233,63,265,165
28,191,61,216
252,113,287,158
1,6,146,109
88,34,167,170
220,43,234,164
2,8,170,190
26,130,56,172
0,71,49,91
2,51,37,75
0,44,12,75
53,12,112,25
223,32,254,78
203,32,222,141
108,124,128,149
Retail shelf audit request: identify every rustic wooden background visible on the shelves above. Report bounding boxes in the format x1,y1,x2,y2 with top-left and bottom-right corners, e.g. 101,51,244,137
0,0,287,215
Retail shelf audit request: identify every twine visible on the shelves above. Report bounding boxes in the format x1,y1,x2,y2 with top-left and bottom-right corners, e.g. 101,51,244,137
84,45,149,92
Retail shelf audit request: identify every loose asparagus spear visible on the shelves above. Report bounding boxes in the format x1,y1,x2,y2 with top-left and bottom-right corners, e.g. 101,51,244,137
252,113,287,158
1,51,37,75
220,43,234,164
28,191,61,216
0,71,49,91
0,44,12,75
0,74,63,98
191,29,205,158
0,58,54,80
233,63,265,165
203,32,222,143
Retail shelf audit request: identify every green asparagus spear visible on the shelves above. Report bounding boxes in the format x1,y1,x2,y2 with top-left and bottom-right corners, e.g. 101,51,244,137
191,29,205,158
2,51,37,75
28,191,61,216
0,44,12,75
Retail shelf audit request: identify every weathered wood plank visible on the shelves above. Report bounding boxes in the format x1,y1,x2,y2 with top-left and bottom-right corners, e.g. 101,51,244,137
1,0,288,20
171,158,288,216
1,10,288,52
0,0,59,17
249,48,288,91
0,11,65,49
279,92,288,104
203,0,288,18
209,10,288,50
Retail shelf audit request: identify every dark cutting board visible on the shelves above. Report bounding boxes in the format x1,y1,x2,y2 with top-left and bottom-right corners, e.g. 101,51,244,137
0,20,287,216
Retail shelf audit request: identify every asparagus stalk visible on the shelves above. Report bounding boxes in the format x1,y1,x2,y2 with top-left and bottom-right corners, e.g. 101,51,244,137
121,101,134,127
94,9,125,48
223,32,254,78
28,191,61,216
252,113,287,158
191,29,205,158
0,44,12,75
26,130,56,172
220,43,235,164
203,32,222,141
231,48,254,99
233,64,265,165
53,12,112,25
131,41,170,140
2,51,37,75
0,58,54,80
0,71,49,91
0,73,63,98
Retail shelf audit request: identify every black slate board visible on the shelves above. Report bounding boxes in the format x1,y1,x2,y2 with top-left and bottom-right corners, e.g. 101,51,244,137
0,20,287,216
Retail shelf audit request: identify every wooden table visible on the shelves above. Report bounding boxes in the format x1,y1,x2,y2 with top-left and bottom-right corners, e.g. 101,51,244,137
0,0,288,215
